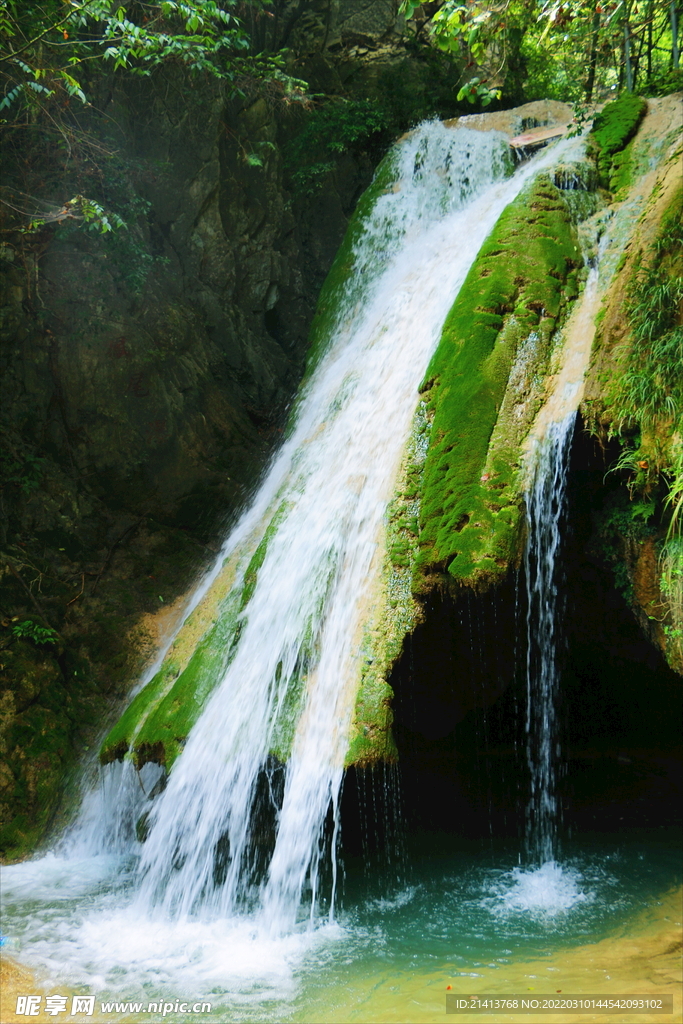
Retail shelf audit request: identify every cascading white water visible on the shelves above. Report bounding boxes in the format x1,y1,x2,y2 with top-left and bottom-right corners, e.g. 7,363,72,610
523,411,576,865
1,125,592,1001
129,126,587,934
133,122,521,931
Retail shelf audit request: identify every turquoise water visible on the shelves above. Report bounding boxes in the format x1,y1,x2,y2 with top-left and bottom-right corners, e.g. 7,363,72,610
287,833,682,1023
340,831,681,958
2,829,679,1022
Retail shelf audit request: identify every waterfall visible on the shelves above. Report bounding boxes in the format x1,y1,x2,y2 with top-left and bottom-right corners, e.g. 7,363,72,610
523,412,576,864
71,123,581,934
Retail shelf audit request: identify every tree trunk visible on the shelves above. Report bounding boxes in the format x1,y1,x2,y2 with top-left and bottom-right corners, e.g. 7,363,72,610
624,19,634,91
672,0,680,70
585,10,601,101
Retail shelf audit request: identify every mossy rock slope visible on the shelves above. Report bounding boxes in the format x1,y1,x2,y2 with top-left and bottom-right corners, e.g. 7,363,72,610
587,93,647,189
99,555,242,768
415,174,582,588
583,109,683,675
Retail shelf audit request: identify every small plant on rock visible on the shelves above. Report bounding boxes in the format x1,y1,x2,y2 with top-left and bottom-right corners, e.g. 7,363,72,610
11,620,59,646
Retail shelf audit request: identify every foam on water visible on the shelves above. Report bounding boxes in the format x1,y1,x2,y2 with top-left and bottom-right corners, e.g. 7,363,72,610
490,861,592,917
2,853,343,1003
0,852,126,903
2,840,679,1015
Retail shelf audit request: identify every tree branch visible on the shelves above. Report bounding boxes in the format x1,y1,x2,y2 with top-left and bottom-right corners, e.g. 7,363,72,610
0,0,103,65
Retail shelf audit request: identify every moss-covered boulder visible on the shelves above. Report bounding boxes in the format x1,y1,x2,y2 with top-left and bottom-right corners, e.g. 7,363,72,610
415,174,583,588
344,166,596,762
99,553,242,768
587,93,647,189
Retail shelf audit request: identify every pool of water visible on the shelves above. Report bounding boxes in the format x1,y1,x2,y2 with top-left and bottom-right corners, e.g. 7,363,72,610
1,829,681,1023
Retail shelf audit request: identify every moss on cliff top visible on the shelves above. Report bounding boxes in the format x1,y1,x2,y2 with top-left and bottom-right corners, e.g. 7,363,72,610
416,174,582,587
589,93,647,188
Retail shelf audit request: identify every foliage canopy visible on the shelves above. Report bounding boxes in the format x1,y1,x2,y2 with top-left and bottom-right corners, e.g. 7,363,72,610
400,0,681,106
0,1,295,112
0,1,304,231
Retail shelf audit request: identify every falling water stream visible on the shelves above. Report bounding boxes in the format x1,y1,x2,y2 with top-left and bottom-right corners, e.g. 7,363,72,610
524,412,576,867
1,122,681,1023
132,122,525,932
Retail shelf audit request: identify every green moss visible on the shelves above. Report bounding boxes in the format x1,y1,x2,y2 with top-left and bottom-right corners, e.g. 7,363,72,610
588,93,647,188
99,499,307,770
99,564,247,768
241,501,290,609
660,534,683,672
99,659,181,763
344,169,596,764
268,668,306,764
345,675,397,767
416,175,582,586
133,593,241,767
584,160,682,676
99,547,244,766
610,184,683,434
609,137,635,195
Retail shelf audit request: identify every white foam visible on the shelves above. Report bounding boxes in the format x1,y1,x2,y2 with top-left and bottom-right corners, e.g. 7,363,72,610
1,854,344,1000
0,853,125,902
491,861,592,917
367,885,420,913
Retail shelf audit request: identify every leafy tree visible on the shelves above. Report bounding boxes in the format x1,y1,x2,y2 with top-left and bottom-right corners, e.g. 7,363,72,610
399,0,682,107
0,1,293,109
285,100,389,196
0,1,304,230
537,0,682,97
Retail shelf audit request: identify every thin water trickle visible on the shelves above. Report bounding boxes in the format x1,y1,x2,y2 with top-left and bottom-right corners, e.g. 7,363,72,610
523,412,577,867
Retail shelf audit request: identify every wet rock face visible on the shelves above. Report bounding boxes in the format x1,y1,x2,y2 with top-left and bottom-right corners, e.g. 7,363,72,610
0,2,465,856
2,77,373,533
0,79,369,858
0,638,99,860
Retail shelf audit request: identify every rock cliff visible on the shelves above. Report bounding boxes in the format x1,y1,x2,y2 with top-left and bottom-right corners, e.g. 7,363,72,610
0,2,461,859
